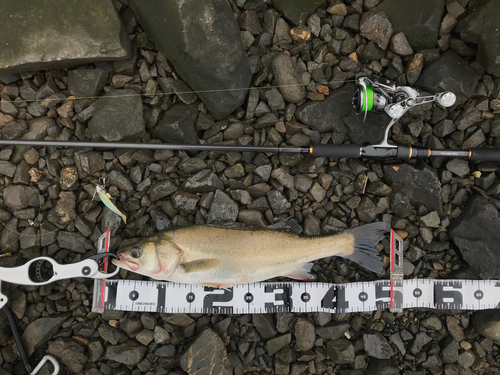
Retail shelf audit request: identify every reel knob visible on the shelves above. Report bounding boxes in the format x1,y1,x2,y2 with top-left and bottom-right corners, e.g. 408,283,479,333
436,92,456,107
386,103,405,119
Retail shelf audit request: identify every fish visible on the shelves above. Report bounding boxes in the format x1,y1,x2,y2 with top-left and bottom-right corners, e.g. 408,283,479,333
112,220,388,287
94,183,127,224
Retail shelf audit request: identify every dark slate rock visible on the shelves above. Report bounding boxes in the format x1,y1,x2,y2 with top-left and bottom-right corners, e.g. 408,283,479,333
377,0,444,50
88,89,145,142
179,328,232,375
207,190,238,223
408,332,432,355
74,152,105,179
149,180,178,202
342,111,390,145
383,162,442,216
0,218,19,252
326,338,355,364
267,190,291,215
182,170,224,193
272,52,306,104
363,333,394,359
68,69,110,97
365,359,400,375
273,0,325,25
48,338,88,374
457,0,500,77
57,231,87,253
22,314,70,355
104,340,147,366
295,85,353,133
316,322,351,341
0,0,129,73
130,0,251,120
441,337,459,364
416,50,480,103
449,195,500,279
253,314,277,339
3,185,40,210
472,310,500,340
150,104,198,144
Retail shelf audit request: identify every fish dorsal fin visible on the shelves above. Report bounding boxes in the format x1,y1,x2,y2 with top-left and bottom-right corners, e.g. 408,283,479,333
204,222,254,230
284,262,315,280
180,259,220,273
267,217,303,235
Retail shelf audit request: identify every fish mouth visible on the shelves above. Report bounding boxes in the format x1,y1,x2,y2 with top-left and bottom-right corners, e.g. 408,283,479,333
115,252,140,271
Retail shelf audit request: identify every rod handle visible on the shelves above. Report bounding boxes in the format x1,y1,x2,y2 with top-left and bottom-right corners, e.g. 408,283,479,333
310,144,362,158
469,148,500,161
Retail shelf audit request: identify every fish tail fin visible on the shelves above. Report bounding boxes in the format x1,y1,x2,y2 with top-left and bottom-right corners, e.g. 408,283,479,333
120,213,127,224
341,222,389,274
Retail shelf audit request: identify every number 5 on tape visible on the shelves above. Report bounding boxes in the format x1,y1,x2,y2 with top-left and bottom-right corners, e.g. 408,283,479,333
390,230,404,313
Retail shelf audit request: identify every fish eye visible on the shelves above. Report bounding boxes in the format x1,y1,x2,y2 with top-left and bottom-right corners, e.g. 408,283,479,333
130,246,142,258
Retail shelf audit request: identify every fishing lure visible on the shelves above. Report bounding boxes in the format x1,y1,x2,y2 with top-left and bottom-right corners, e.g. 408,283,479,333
93,178,127,224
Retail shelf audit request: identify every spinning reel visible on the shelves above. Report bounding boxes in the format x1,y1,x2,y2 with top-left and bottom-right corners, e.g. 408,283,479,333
352,75,456,147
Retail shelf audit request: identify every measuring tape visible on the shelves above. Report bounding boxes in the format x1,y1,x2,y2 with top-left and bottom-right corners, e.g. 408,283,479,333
92,230,500,314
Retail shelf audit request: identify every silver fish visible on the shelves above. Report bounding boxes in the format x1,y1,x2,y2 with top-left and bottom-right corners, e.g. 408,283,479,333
112,221,388,288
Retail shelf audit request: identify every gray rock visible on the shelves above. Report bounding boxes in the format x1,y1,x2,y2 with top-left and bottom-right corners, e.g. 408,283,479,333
446,159,470,177
0,218,19,253
3,185,40,210
172,191,200,213
108,170,134,191
273,0,324,25
2,120,27,139
472,310,500,340
457,0,500,76
151,104,198,144
316,322,350,341
0,0,129,73
130,0,251,120
266,333,291,355
390,32,413,55
68,69,109,97
105,340,147,366
360,10,393,50
327,338,355,364
183,170,224,193
149,180,178,201
356,197,378,223
237,210,267,228
88,341,104,362
294,318,316,352
383,162,442,216
363,333,394,359
441,337,459,364
433,119,456,137
462,129,486,149
377,0,444,50
57,231,87,253
254,165,272,182
342,109,390,145
22,314,70,355
272,53,306,104
420,211,440,228
408,332,432,355
179,328,232,375
98,323,128,345
48,338,88,374
89,89,145,142
0,161,16,178
296,85,353,133
158,77,198,105
449,196,500,278
253,314,277,339
267,190,291,215
416,50,480,103
207,190,238,223
154,326,171,344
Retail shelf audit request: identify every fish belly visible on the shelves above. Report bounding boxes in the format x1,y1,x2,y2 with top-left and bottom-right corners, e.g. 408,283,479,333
163,226,353,285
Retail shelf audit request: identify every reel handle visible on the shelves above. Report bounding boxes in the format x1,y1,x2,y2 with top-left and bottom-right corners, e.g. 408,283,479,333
469,148,500,161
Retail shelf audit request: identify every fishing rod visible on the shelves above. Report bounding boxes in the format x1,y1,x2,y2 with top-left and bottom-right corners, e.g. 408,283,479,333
1,76,498,161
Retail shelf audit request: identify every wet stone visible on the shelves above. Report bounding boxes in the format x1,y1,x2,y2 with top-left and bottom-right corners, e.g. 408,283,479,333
207,190,238,223
48,338,88,373
294,318,316,352
179,328,232,375
363,332,394,359
267,190,291,215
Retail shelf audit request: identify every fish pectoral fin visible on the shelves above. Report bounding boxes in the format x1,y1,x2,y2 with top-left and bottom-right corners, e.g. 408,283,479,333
180,259,220,273
199,283,233,291
284,263,316,281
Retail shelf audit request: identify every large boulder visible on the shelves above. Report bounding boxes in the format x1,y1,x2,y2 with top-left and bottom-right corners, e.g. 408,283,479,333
377,0,444,50
0,0,130,73
273,0,325,26
449,196,500,279
456,0,500,77
88,89,145,142
130,0,252,120
416,50,480,104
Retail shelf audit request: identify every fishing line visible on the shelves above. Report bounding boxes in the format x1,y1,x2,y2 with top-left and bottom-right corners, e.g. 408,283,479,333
1,80,359,104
